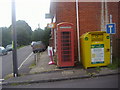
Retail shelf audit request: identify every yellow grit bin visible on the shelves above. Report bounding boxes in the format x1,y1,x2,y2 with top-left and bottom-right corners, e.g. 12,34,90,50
80,31,110,69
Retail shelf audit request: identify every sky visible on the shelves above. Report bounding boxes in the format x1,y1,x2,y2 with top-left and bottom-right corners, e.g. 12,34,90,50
0,0,51,30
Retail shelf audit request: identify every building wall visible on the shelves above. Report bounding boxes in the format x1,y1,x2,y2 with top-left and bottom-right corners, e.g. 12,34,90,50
78,2,119,58
50,1,119,61
108,2,119,59
115,2,120,59
118,2,120,59
78,2,101,35
55,2,78,62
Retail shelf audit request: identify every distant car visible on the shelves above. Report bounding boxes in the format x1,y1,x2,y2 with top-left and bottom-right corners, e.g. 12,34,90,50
32,41,46,53
0,46,8,56
31,41,36,47
6,44,13,51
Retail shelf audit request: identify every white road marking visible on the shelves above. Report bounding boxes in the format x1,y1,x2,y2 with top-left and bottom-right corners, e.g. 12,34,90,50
0,79,4,81
18,52,33,70
0,79,4,84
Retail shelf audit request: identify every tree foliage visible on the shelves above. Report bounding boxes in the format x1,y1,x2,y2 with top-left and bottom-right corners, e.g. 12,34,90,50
0,27,12,47
1,20,51,47
16,20,32,46
32,28,44,41
32,27,51,46
9,20,33,46
42,27,51,46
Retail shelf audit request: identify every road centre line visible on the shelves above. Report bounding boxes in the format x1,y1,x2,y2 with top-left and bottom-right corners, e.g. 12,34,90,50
18,52,33,70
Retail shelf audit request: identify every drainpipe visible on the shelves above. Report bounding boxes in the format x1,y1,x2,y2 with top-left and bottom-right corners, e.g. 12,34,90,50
101,0,105,31
76,0,80,62
101,0,109,31
105,0,109,25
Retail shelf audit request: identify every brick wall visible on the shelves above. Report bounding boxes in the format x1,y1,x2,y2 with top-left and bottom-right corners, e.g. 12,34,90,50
78,2,101,35
55,2,78,61
118,2,120,59
116,2,120,59
108,2,119,59
50,1,119,60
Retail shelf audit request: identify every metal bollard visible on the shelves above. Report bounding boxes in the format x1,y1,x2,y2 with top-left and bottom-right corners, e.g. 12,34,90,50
34,52,41,65
34,53,37,65
37,53,39,60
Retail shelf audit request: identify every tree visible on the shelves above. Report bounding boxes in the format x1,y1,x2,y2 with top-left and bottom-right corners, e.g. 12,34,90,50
0,27,12,47
32,28,44,41
9,20,32,46
31,27,51,47
42,27,51,46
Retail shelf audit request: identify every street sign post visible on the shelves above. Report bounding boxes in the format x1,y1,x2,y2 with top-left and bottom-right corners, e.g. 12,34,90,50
106,23,116,34
106,23,116,64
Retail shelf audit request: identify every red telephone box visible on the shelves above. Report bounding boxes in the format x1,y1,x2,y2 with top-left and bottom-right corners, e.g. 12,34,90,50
56,22,74,67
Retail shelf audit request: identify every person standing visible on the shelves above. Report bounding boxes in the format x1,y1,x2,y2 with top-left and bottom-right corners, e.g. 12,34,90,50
47,44,55,65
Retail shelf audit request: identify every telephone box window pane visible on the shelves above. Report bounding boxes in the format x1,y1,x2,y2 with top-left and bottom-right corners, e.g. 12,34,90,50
62,51,71,54
62,40,71,43
62,43,70,46
62,47,71,50
62,55,71,62
61,32,71,39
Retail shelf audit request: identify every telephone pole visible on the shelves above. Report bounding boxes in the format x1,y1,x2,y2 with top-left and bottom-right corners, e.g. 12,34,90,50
11,0,18,77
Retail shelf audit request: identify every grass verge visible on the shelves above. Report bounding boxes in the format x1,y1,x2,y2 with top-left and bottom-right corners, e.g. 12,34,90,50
29,61,36,69
4,74,13,80
17,45,25,49
10,82,29,86
95,66,101,72
107,57,120,69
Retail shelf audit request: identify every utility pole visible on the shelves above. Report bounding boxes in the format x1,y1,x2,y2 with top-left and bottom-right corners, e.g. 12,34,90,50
11,0,18,77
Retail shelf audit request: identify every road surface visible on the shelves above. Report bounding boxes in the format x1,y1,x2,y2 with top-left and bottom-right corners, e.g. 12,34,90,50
3,75,119,88
1,45,34,78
